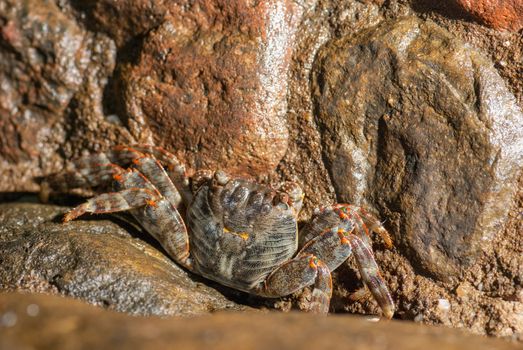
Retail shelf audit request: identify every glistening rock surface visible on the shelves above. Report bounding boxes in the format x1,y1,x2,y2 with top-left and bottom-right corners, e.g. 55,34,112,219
312,17,523,279
0,0,86,189
121,0,302,176
0,0,130,192
0,203,245,315
0,292,520,350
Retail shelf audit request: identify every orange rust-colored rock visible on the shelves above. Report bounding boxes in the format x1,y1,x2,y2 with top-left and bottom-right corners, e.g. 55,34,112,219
121,0,301,177
453,0,523,31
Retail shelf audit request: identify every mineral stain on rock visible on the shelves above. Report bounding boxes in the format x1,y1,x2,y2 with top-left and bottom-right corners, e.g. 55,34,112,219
312,17,523,279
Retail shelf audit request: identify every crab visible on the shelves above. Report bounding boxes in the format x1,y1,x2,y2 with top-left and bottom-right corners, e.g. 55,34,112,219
48,145,395,318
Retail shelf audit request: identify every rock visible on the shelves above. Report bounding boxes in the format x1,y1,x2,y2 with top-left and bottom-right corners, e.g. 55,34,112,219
0,203,246,316
0,0,130,192
311,17,523,279
68,0,174,48
121,0,302,177
0,0,87,190
0,292,520,350
452,0,523,31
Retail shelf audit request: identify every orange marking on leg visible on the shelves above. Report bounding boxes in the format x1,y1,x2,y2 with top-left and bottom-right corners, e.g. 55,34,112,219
309,257,318,269
238,232,249,240
337,230,350,245
353,211,370,236
132,158,142,165
146,199,158,208
113,173,123,181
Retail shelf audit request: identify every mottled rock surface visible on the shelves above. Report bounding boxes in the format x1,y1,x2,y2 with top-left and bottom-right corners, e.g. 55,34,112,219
452,0,523,31
0,0,130,191
0,203,245,316
0,293,520,350
121,0,301,176
311,17,523,279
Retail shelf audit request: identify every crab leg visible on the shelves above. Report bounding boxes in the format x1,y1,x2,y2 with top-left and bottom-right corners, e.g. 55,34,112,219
299,206,395,319
130,156,183,208
348,235,394,319
47,160,126,192
299,227,353,271
113,169,192,269
47,145,191,205
256,254,333,314
299,227,394,318
301,205,392,249
343,205,393,248
128,145,190,201
63,188,160,222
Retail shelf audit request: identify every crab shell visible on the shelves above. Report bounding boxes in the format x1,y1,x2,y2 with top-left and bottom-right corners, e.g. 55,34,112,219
187,177,298,292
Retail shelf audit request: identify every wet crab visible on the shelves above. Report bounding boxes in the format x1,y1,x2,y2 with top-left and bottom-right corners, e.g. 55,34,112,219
49,145,395,318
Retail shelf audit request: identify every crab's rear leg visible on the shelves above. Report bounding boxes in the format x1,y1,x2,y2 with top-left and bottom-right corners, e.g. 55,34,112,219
47,156,126,192
47,145,191,205
63,188,161,222
300,206,395,319
255,254,333,313
301,205,392,249
64,170,192,270
126,145,191,202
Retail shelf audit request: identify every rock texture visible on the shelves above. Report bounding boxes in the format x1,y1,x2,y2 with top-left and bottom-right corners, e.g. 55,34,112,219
311,17,523,279
0,0,86,189
0,0,131,192
120,0,301,176
453,0,523,31
0,203,245,316
0,292,520,350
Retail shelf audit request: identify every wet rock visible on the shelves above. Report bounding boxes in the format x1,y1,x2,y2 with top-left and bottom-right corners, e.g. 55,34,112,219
0,0,87,190
312,17,523,279
69,0,173,48
0,203,245,316
0,293,520,350
452,0,523,31
121,0,302,177
0,0,128,192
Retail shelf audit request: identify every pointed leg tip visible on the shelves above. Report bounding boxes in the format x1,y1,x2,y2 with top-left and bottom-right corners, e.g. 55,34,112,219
382,306,395,320
63,206,86,222
62,213,74,223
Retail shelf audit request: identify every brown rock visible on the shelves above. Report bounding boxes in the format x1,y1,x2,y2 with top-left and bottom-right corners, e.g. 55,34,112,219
0,0,88,190
0,0,128,192
68,0,174,48
0,203,246,316
0,292,520,350
452,0,523,31
121,0,302,177
311,17,523,279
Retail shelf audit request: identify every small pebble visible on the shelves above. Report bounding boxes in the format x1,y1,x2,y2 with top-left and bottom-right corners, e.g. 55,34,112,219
364,316,381,322
437,298,451,312
1,311,18,327
26,304,40,317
